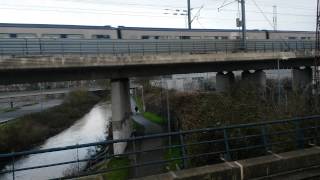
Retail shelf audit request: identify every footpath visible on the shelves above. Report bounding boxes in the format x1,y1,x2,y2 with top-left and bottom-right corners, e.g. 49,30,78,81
130,98,166,178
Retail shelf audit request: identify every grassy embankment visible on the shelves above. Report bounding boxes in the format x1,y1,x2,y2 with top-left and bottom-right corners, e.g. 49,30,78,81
134,96,167,125
90,157,130,180
0,90,101,154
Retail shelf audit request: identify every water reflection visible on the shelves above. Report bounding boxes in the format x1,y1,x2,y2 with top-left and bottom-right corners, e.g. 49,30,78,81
1,103,110,180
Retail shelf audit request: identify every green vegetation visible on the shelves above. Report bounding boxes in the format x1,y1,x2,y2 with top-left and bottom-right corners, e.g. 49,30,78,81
133,120,145,135
94,157,130,180
138,79,320,168
143,112,167,125
165,140,183,171
134,96,144,113
0,90,101,154
0,107,19,113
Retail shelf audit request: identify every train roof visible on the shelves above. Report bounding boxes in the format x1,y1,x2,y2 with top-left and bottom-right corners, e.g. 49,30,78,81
0,23,115,30
0,23,315,33
118,26,315,33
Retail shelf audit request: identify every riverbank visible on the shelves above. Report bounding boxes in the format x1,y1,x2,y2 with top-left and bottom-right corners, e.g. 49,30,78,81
0,90,102,157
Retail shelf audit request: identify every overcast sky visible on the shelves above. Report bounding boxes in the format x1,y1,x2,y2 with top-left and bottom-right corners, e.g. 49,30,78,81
0,0,316,31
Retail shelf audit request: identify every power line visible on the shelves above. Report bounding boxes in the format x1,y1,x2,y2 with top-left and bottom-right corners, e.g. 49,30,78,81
0,7,185,18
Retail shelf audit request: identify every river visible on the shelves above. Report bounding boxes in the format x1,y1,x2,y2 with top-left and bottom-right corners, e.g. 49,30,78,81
1,102,111,180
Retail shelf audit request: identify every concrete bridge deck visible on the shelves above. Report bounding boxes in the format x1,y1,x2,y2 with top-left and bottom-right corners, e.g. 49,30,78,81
0,51,314,84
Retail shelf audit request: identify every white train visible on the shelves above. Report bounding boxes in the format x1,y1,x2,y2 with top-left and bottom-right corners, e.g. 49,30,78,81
0,23,315,40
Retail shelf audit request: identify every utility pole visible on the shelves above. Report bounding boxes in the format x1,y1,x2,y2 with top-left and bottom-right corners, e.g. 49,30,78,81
187,0,192,29
240,0,247,50
314,0,320,92
273,5,278,31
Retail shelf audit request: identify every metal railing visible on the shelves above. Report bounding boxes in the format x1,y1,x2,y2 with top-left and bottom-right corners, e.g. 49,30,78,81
0,39,316,56
0,115,320,179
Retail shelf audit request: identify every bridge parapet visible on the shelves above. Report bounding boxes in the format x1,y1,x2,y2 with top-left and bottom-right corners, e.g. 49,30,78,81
0,39,315,57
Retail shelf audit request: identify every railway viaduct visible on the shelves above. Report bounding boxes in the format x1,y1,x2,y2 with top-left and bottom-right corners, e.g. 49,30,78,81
0,39,315,154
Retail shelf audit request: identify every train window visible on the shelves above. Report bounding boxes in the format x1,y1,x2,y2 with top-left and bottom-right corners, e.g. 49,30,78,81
307,37,311,40
154,36,160,39
301,37,306,40
17,33,37,38
221,36,228,40
92,35,110,39
60,34,67,39
180,36,191,39
0,33,10,38
141,35,150,39
10,34,17,38
288,37,297,40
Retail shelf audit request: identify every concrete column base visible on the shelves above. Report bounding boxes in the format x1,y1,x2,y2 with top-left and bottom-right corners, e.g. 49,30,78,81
241,70,266,91
216,72,235,92
111,78,132,154
292,67,312,91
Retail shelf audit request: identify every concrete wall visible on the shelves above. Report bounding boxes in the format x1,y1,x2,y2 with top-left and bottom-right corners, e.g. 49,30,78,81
134,147,320,180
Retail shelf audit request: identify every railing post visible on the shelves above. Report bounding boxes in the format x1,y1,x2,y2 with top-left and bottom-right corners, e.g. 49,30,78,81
215,42,217,53
142,43,145,56
261,125,270,153
316,119,320,146
25,38,28,55
112,42,116,55
76,145,80,175
272,41,275,52
223,129,231,161
179,131,188,169
11,153,15,180
79,41,83,56
225,43,228,54
254,41,257,52
294,120,304,149
61,41,64,56
155,42,158,55
39,39,43,55
96,41,100,55
203,41,207,53
132,134,138,177
128,42,131,55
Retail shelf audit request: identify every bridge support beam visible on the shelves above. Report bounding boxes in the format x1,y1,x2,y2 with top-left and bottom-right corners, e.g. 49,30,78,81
292,67,312,91
216,72,235,92
111,78,132,154
241,70,266,91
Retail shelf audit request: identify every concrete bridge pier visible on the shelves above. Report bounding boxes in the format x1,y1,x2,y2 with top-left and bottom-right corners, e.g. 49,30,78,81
292,67,312,91
241,70,266,90
216,72,235,92
111,78,132,154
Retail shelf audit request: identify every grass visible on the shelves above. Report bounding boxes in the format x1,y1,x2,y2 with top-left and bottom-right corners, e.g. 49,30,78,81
0,107,19,113
94,157,130,180
143,112,167,125
164,140,184,171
